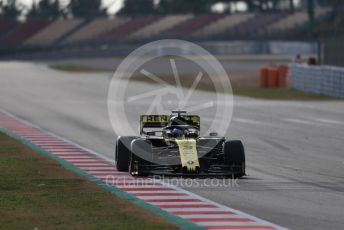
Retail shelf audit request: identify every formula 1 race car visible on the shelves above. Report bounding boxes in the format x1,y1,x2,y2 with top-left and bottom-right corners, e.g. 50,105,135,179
115,111,245,177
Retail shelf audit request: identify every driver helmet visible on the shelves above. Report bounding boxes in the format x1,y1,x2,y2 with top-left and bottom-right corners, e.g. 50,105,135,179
169,116,189,138
171,127,184,137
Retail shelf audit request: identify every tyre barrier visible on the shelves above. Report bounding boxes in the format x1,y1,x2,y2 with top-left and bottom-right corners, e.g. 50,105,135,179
259,65,288,88
291,64,344,98
259,67,269,88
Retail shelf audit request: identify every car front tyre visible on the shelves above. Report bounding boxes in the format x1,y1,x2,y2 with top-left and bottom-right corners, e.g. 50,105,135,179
224,140,246,177
115,136,136,172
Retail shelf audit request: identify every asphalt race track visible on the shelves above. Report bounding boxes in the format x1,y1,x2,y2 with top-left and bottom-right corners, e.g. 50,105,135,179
1,61,344,229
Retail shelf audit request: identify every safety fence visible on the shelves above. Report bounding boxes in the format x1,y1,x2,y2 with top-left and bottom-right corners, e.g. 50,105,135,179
1,40,317,60
321,35,344,67
291,64,344,98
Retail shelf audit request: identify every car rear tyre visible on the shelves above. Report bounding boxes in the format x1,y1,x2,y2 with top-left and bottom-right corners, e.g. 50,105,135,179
116,136,136,172
224,140,246,177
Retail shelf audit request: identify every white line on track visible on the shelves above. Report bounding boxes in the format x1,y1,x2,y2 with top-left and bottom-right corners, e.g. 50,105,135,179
178,214,239,218
64,158,103,161
136,196,194,200
197,222,271,226
160,207,228,212
147,201,210,205
125,190,184,194
79,167,116,170
72,163,110,166
233,118,272,126
0,109,115,163
312,118,344,126
283,118,316,125
62,156,95,159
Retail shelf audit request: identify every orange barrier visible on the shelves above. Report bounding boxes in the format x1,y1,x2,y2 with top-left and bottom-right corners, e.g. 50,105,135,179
259,67,268,88
267,68,278,88
277,65,288,88
259,65,289,88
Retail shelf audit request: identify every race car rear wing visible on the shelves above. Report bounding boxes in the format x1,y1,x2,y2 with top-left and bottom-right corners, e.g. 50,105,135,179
140,115,200,135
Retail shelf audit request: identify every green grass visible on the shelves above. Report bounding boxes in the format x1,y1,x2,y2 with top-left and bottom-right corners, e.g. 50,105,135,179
232,88,337,100
171,54,295,62
130,74,337,101
49,64,104,73
49,64,338,100
0,133,177,230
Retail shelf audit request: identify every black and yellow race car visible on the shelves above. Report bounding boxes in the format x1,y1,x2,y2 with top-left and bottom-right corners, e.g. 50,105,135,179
115,111,245,177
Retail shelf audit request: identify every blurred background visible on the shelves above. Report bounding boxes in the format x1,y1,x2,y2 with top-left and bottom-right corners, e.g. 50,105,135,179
0,0,344,97
0,0,342,64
